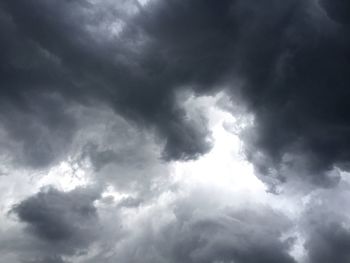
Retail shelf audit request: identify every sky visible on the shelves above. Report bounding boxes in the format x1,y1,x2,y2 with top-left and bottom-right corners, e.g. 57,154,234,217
1,0,350,262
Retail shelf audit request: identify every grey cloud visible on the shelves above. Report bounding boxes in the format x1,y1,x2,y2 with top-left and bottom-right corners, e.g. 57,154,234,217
229,0,350,186
0,0,212,168
1,0,350,187
117,196,144,208
0,93,76,168
72,107,171,198
22,256,68,263
135,0,350,186
100,190,297,263
306,222,350,263
1,1,350,261
299,180,350,263
319,0,350,25
11,186,101,259
160,212,296,263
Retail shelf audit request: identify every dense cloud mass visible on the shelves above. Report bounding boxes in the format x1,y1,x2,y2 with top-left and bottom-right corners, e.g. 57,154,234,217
0,186,102,263
0,0,349,184
122,196,296,263
300,180,350,263
1,0,350,262
12,187,101,253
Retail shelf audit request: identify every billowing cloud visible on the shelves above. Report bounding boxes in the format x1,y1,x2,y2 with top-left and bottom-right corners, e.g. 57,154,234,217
299,180,350,263
1,0,350,262
1,0,350,186
11,186,101,260
74,186,297,263
123,200,296,263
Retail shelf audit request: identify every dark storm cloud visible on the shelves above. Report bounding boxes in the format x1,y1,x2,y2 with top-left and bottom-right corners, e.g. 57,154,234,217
1,0,350,181
132,0,350,186
0,0,348,187
236,0,350,186
306,221,350,263
319,0,350,25
0,0,212,168
11,186,101,256
0,94,76,168
2,1,350,260
124,0,350,186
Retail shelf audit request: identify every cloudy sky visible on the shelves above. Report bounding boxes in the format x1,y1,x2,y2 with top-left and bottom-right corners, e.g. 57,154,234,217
1,0,350,262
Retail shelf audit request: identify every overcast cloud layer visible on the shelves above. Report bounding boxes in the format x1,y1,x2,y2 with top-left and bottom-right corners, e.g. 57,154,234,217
1,0,350,262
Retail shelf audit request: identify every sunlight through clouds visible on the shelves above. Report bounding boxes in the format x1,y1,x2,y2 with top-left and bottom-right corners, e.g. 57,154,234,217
172,93,266,195
1,0,350,262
